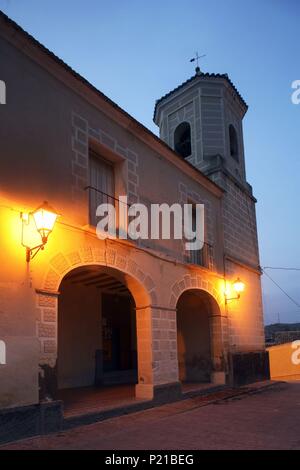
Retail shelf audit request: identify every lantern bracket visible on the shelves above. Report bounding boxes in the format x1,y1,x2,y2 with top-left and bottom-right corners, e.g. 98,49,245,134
26,244,45,262
225,293,241,304
224,277,245,304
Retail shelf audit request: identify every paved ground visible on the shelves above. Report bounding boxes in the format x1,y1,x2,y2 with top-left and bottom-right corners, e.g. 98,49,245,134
55,382,216,417
1,381,300,450
57,384,138,417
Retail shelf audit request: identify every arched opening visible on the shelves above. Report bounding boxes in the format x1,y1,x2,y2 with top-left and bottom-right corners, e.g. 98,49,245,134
229,124,239,161
56,264,150,415
176,289,221,386
174,122,191,159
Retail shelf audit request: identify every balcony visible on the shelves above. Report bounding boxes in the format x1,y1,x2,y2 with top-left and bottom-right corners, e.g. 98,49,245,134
86,186,214,269
86,186,120,227
185,242,214,270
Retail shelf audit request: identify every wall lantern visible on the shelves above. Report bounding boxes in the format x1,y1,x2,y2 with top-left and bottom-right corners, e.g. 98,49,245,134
225,277,245,303
21,201,59,262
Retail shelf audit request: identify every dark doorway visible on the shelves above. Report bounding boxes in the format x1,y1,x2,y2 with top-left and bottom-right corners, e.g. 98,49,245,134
57,266,138,391
101,293,137,381
176,290,212,383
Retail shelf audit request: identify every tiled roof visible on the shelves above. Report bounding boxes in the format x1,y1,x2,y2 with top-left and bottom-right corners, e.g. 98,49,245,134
154,71,248,121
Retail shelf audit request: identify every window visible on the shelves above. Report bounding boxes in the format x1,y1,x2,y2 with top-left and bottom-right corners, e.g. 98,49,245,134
89,150,115,225
174,122,191,159
186,203,214,269
229,124,239,161
189,204,203,266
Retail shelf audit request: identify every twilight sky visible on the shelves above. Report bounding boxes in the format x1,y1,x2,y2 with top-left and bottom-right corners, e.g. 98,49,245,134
1,0,299,324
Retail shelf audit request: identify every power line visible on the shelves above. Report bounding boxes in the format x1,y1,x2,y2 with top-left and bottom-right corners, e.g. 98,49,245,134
262,268,300,310
263,266,300,271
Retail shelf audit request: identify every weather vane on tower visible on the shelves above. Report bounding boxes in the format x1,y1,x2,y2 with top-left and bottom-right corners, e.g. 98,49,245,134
190,52,206,74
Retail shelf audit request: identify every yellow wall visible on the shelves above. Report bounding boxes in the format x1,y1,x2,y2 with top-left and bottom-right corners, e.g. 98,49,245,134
267,342,300,381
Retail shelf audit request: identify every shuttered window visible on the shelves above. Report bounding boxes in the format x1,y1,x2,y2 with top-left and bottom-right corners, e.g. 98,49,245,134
89,151,115,226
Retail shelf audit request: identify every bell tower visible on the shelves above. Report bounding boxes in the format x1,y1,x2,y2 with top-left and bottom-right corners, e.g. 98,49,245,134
154,67,250,190
154,68,260,270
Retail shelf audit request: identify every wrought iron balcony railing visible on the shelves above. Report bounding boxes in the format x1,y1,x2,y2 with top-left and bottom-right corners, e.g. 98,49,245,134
185,241,214,270
86,186,214,269
85,186,128,227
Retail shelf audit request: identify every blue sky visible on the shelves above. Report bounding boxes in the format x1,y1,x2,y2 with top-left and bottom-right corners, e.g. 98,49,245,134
1,0,299,324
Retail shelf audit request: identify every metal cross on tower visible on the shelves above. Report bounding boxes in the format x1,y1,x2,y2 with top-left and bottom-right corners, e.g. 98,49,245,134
190,52,206,74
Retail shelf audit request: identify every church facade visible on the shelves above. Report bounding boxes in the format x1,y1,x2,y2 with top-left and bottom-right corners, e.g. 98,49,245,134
0,12,269,440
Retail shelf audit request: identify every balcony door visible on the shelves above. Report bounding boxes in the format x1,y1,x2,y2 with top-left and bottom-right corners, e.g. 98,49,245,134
89,151,115,226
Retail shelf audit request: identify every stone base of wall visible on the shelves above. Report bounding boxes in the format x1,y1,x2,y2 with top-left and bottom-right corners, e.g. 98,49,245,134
0,382,182,444
0,400,63,445
0,362,271,445
229,351,270,386
153,382,182,404
39,362,58,401
211,371,226,385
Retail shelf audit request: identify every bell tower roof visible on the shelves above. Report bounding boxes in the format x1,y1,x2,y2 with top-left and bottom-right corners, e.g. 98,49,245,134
153,71,248,124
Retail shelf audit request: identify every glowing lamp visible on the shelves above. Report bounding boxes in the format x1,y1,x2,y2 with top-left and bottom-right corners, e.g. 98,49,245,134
21,201,59,262
33,201,58,244
233,278,245,294
225,277,245,303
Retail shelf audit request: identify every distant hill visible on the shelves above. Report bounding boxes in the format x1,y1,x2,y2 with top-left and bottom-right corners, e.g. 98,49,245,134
265,323,300,335
265,323,300,343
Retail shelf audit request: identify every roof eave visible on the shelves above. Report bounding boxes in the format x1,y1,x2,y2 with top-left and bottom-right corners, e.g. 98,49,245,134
153,73,248,124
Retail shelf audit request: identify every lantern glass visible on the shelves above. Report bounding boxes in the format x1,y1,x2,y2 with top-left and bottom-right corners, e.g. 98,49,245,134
233,278,245,293
33,201,58,243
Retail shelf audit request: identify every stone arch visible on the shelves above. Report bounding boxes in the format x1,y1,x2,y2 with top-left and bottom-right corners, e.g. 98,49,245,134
170,275,227,385
169,273,224,311
37,245,157,400
41,246,157,305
